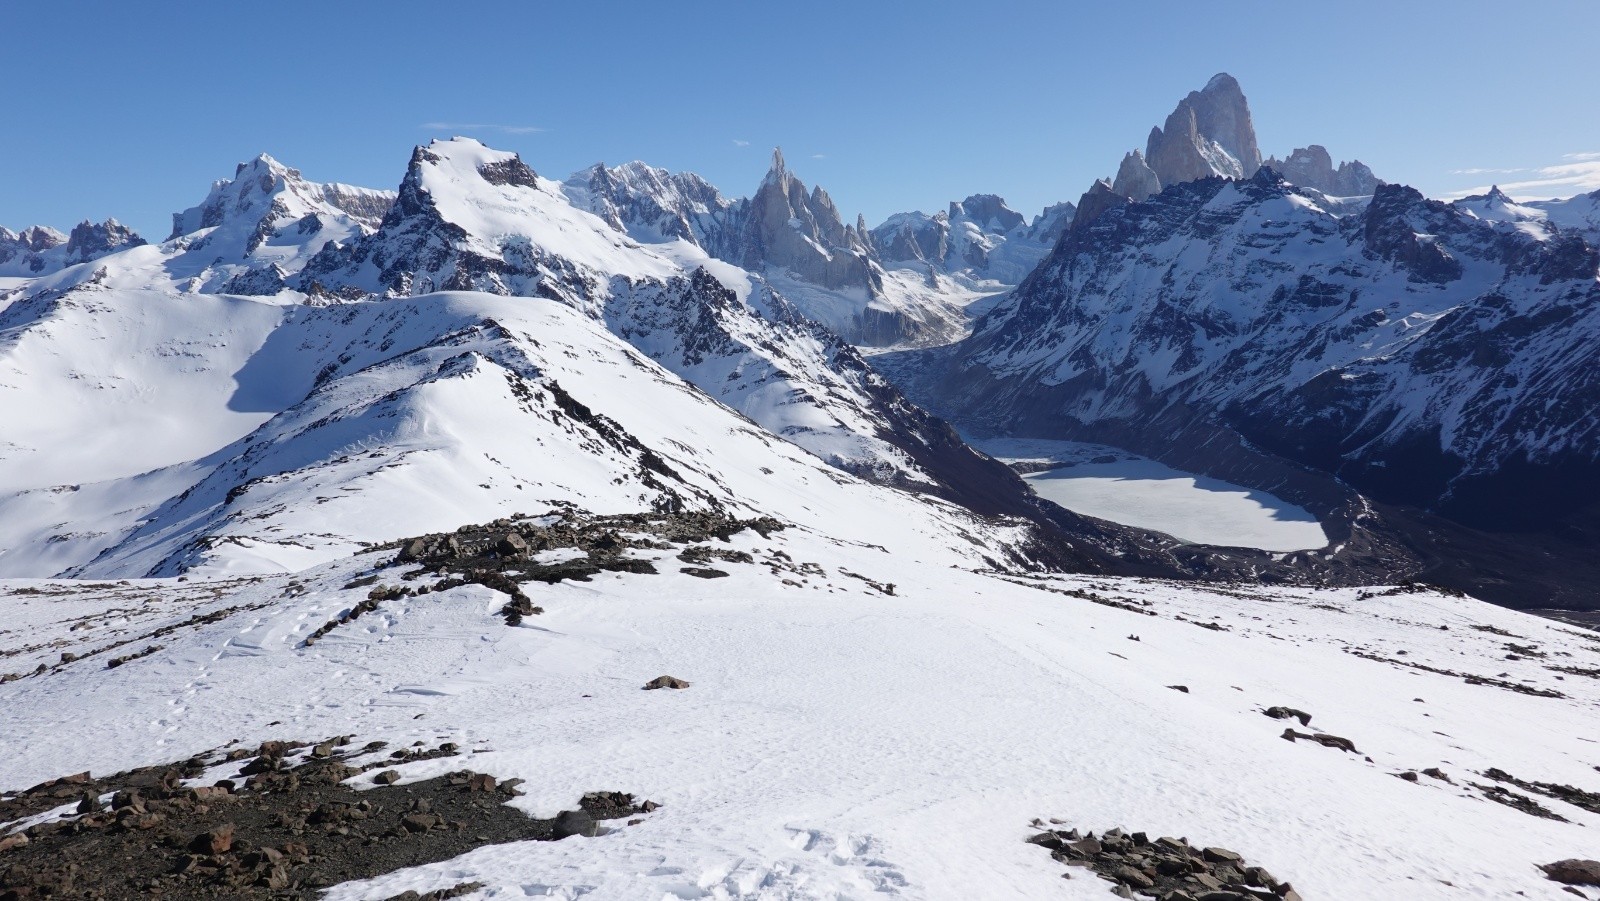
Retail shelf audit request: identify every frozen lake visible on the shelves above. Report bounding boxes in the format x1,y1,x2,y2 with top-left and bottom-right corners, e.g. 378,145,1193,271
973,438,1328,551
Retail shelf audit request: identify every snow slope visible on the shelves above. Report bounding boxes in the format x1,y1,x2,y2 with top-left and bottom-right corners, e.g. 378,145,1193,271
2,523,1596,900
0,285,1023,578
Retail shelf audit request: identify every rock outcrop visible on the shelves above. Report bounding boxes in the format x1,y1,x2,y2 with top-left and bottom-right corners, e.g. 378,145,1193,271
1262,144,1381,195
0,220,143,276
1111,150,1162,200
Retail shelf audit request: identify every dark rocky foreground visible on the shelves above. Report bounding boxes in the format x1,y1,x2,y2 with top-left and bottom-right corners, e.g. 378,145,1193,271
0,740,653,900
1026,825,1302,900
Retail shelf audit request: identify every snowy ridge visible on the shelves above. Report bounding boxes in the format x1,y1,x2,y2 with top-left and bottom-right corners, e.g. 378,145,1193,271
33,292,1023,578
294,138,978,490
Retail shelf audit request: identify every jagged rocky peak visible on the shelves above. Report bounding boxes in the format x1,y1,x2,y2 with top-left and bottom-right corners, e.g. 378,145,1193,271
170,153,393,242
64,219,145,261
0,218,145,277
562,160,738,253
1144,72,1262,187
1261,144,1381,196
1112,149,1162,200
950,194,1025,232
0,225,67,253
739,147,878,291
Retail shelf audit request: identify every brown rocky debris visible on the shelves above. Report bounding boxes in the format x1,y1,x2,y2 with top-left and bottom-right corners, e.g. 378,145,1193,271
643,675,690,690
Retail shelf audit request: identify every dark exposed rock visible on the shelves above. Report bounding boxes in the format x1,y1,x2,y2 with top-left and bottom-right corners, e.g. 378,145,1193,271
642,675,690,690
1544,860,1600,886
1279,729,1357,753
1029,824,1296,899
1262,706,1312,727
0,743,653,900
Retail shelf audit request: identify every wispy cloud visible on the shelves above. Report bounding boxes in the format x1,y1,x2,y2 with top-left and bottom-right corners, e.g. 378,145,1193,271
1445,154,1600,200
420,122,545,135
810,153,827,160
1450,166,1529,176
732,139,750,147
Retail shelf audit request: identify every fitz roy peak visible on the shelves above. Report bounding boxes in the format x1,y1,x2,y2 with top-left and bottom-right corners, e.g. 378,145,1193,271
1108,72,1379,203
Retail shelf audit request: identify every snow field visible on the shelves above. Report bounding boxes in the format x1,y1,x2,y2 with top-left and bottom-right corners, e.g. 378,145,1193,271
3,527,1596,900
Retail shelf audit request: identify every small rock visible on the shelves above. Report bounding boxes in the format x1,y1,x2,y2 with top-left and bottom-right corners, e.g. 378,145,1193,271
643,675,690,690
373,769,401,785
1421,767,1451,782
0,833,29,852
1113,864,1156,888
191,823,235,855
551,809,599,839
1262,706,1312,726
1397,771,1419,782
1168,685,1190,693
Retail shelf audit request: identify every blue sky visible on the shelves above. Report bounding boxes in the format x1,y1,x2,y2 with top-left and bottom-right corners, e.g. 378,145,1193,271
5,0,1598,238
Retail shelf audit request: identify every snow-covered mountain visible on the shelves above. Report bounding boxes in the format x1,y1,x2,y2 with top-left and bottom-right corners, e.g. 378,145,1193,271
563,152,1036,348
1453,185,1600,245
888,167,1600,607
0,138,1152,582
0,219,145,276
293,138,1032,501
869,195,1076,285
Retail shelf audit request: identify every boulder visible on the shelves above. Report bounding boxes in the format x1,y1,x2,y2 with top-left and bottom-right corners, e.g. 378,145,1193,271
1544,860,1600,885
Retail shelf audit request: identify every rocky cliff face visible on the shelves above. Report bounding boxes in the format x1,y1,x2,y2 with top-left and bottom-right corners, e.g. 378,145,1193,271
1143,73,1262,188
1262,145,1381,195
562,161,742,259
1111,150,1162,200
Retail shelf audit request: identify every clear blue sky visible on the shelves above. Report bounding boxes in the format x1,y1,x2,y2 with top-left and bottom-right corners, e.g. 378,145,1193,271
5,0,1598,238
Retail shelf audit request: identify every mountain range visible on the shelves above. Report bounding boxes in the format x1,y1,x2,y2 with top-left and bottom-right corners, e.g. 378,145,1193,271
3,70,1600,900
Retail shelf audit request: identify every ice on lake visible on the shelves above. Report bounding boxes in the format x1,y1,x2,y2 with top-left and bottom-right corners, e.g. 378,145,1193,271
973,438,1328,552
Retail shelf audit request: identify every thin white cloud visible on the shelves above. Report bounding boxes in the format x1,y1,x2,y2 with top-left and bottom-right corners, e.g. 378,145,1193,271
1445,157,1600,200
732,139,750,147
810,153,827,160
420,122,545,135
1450,167,1529,176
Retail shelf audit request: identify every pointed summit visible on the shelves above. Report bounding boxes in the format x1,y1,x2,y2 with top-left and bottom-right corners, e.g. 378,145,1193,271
1143,72,1261,187
1112,149,1162,200
771,147,786,176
